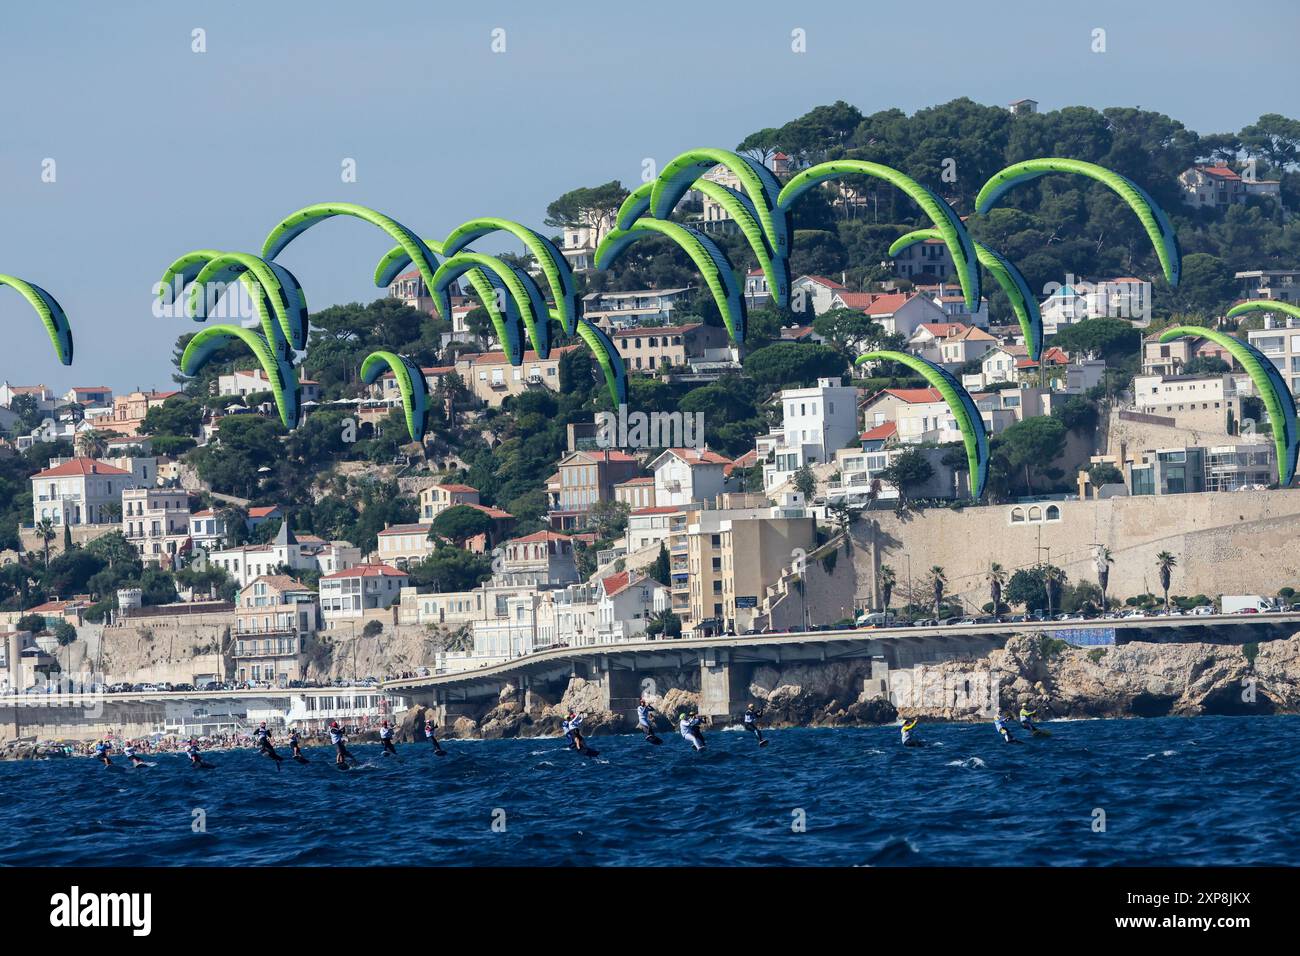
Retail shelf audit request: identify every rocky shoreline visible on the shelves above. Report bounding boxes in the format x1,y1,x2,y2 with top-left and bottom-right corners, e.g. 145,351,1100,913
394,634,1300,740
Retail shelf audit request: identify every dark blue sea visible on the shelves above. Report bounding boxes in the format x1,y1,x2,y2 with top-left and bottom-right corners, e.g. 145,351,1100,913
2,715,1297,866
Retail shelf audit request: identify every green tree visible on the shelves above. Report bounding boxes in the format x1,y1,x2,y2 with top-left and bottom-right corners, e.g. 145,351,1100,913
544,181,629,247
35,518,57,568
811,308,891,361
1095,546,1114,611
878,447,935,506
1156,551,1177,613
988,562,1007,616
792,464,818,498
996,417,1068,494
929,566,947,619
878,565,895,613
650,543,670,587
742,342,846,390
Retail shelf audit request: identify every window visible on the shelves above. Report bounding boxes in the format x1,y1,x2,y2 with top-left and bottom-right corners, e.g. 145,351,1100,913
1010,508,1025,523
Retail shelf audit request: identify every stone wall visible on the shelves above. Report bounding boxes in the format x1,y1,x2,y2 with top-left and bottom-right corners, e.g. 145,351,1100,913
846,488,1300,614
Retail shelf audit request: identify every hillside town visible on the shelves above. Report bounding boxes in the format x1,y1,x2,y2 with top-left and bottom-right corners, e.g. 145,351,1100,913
3,99,1300,702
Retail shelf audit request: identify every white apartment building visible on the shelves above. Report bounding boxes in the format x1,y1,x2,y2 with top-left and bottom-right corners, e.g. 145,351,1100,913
122,487,190,564
375,523,435,568
758,378,861,491
30,457,139,527
1247,315,1300,396
319,564,409,628
580,288,689,329
188,509,232,550
1133,373,1240,434
492,531,580,588
650,447,732,507
205,523,361,588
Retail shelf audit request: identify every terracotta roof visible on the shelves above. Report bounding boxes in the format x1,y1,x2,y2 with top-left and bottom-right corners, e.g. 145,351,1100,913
1200,165,1241,181
433,483,478,494
834,292,879,310
630,505,684,516
863,293,917,316
657,447,731,466
798,275,847,290
245,574,310,592
321,563,409,580
724,449,759,476
247,505,281,518
879,387,944,404
913,322,969,338
378,523,432,536
460,502,512,520
508,530,573,545
562,449,638,464
600,571,631,596
860,422,898,441
32,457,131,479
459,346,578,367
617,476,655,485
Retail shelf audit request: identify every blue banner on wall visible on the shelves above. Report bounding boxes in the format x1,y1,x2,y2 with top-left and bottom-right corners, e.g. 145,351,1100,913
1050,627,1116,647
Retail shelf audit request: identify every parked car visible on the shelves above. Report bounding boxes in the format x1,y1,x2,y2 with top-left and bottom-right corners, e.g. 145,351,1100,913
173,683,194,692
1191,606,1215,616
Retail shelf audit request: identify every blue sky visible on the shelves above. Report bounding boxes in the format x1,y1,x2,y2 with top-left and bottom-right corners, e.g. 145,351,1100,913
1,0,1296,394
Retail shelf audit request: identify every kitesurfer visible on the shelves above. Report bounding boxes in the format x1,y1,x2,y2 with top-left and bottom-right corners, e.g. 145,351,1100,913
1019,704,1039,734
379,719,397,756
636,699,657,739
424,719,446,756
679,711,706,750
994,712,1017,744
329,720,357,767
742,703,767,746
900,717,921,747
252,721,283,768
562,711,588,752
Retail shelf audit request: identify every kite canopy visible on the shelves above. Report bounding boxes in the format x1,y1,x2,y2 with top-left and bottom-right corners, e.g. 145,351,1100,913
432,252,551,363
650,148,787,258
595,219,746,344
778,160,981,312
976,158,1181,287
185,252,307,355
854,349,989,499
1226,299,1300,325
889,229,1042,360
360,351,429,443
0,273,73,365
262,202,440,298
695,179,790,308
572,317,627,408
181,325,298,428
1159,325,1297,486
441,218,578,335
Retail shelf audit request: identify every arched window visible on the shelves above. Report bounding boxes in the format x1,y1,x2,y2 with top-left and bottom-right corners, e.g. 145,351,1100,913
1046,505,1061,521
1010,508,1025,523
1028,506,1042,522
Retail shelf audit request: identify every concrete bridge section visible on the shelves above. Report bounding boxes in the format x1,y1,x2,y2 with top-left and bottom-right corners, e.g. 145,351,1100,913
385,614,1300,726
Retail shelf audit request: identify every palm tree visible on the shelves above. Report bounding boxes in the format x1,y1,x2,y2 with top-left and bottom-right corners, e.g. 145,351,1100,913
1156,551,1177,613
1044,565,1065,617
1095,546,1114,612
930,566,947,620
77,429,109,459
35,518,57,568
878,565,896,613
988,562,1006,617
